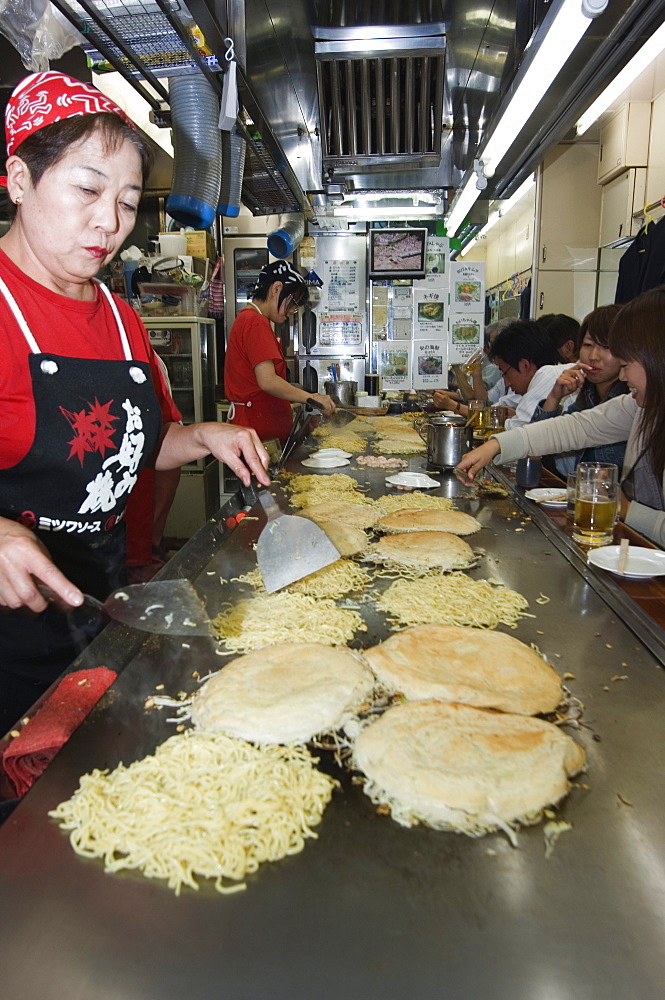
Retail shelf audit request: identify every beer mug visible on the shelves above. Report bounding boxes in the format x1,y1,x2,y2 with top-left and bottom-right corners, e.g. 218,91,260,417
573,462,619,546
467,399,489,435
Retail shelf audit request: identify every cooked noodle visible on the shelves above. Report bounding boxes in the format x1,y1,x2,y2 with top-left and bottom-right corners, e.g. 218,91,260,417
232,560,371,599
49,730,336,896
372,493,455,514
211,592,366,652
375,572,529,629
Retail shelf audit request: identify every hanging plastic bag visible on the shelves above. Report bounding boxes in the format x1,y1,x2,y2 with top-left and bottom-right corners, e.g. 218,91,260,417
207,258,225,318
0,0,84,73
218,38,238,131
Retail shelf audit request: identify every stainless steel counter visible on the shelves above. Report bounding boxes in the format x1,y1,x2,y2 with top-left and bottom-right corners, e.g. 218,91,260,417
2,444,665,1000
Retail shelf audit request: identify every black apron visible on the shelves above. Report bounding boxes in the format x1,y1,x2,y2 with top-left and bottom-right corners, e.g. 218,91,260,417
0,280,162,731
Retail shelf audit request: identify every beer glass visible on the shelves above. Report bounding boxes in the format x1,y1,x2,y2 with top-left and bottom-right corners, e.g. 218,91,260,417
487,405,509,435
573,462,619,546
467,399,489,436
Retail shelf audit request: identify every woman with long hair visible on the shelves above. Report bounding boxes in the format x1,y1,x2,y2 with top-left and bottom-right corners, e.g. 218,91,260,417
530,303,628,475
456,287,665,548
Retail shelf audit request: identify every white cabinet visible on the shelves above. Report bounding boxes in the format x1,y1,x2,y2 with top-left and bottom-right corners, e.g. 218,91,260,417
599,167,647,245
533,270,597,322
598,102,651,184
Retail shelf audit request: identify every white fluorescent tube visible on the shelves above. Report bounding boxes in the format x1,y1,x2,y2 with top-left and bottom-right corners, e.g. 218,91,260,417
333,204,440,219
459,174,536,254
576,20,665,135
445,172,481,237
482,0,595,175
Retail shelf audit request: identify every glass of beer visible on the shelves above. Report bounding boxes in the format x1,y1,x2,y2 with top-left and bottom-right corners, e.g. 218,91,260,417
573,462,619,546
467,399,489,436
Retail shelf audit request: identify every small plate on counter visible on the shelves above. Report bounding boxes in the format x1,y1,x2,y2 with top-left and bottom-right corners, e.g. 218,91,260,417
314,448,352,458
385,472,440,489
301,456,350,468
587,545,665,579
524,488,568,507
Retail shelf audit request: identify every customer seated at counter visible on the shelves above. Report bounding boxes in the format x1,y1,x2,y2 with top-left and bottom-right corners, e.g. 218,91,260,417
530,304,628,477
456,287,665,549
433,320,574,430
536,312,581,363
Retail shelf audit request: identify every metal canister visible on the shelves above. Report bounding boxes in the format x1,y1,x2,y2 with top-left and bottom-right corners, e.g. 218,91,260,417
324,381,357,406
415,414,473,469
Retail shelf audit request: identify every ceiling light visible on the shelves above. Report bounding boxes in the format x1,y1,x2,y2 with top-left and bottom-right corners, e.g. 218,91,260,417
481,0,601,176
445,171,482,236
576,21,665,135
459,174,535,255
332,204,440,220
446,0,601,237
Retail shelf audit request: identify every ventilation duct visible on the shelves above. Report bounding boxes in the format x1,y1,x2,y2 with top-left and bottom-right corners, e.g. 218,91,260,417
217,125,247,218
166,75,222,230
267,215,305,258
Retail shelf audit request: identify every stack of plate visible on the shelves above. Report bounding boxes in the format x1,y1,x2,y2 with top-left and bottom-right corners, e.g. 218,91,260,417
301,448,351,469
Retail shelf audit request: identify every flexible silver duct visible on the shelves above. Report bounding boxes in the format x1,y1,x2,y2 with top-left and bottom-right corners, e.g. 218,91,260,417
166,75,222,230
267,214,305,258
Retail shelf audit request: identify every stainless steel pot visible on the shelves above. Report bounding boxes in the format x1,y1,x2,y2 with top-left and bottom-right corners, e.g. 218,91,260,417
324,381,357,406
415,414,473,469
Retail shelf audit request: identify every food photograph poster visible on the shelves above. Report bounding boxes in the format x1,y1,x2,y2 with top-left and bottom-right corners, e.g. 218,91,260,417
378,343,412,391
414,288,446,337
412,340,448,390
450,261,485,313
447,314,483,364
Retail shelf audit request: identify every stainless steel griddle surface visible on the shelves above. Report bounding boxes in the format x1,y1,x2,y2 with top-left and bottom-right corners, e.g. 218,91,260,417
1,443,665,1000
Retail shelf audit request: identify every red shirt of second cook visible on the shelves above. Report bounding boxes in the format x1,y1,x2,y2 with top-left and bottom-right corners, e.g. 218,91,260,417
0,249,180,469
224,306,293,443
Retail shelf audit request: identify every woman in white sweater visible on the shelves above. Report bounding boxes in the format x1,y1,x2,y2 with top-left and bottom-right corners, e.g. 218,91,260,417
456,287,665,548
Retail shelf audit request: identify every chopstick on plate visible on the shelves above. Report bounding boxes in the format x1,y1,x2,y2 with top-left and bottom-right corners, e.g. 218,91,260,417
617,538,630,575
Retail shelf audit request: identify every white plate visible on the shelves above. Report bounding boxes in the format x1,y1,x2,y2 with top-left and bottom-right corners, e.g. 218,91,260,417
587,545,665,579
385,472,440,489
313,448,352,458
301,456,351,469
525,488,568,506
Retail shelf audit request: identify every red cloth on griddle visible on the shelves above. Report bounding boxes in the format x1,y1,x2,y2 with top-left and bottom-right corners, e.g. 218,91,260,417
1,667,117,797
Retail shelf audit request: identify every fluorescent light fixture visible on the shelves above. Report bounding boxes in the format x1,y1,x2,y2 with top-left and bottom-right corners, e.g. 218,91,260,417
93,72,174,158
447,0,595,237
482,0,595,176
332,204,440,220
445,171,482,236
459,174,535,256
576,20,665,135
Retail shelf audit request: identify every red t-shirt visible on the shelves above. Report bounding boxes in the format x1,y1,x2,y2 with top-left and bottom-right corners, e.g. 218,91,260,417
224,306,293,443
0,249,180,469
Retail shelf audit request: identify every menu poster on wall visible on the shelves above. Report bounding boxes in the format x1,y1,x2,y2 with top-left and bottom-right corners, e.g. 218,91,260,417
372,284,389,341
378,343,412,391
447,314,483,364
450,261,485,312
412,340,448,390
425,236,449,277
322,259,362,312
414,288,447,337
315,313,365,349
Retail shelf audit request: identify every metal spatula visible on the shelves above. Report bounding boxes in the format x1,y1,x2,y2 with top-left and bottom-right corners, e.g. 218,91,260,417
42,579,213,635
252,485,341,593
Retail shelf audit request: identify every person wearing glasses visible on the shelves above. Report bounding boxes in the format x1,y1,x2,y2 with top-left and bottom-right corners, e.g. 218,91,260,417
224,260,336,444
434,319,575,430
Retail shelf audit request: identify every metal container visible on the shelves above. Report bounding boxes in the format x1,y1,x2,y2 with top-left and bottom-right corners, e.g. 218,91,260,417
416,414,473,469
324,381,357,406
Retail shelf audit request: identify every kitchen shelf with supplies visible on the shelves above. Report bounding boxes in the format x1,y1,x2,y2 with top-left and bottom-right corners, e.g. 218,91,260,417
144,317,220,538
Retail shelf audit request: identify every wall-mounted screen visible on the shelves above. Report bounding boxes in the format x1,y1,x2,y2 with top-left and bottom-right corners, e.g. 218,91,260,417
369,227,428,279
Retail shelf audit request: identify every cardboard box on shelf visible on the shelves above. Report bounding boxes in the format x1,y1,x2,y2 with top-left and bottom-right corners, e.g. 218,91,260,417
184,230,217,261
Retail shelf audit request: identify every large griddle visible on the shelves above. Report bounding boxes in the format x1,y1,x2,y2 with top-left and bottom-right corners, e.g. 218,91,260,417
1,447,665,1000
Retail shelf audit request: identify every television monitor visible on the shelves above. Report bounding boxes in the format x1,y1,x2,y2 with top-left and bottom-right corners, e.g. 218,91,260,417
369,227,428,279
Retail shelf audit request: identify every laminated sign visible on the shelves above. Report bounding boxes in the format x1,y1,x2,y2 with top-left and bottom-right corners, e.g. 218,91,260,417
413,341,448,390
378,343,411,391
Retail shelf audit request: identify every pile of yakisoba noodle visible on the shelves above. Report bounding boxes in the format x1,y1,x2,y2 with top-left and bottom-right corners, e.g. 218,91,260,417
232,559,372,600
211,592,366,652
310,427,367,452
286,472,368,509
375,572,530,629
49,730,336,896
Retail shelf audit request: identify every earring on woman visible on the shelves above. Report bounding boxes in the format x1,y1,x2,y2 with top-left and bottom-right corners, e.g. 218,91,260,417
15,197,22,205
